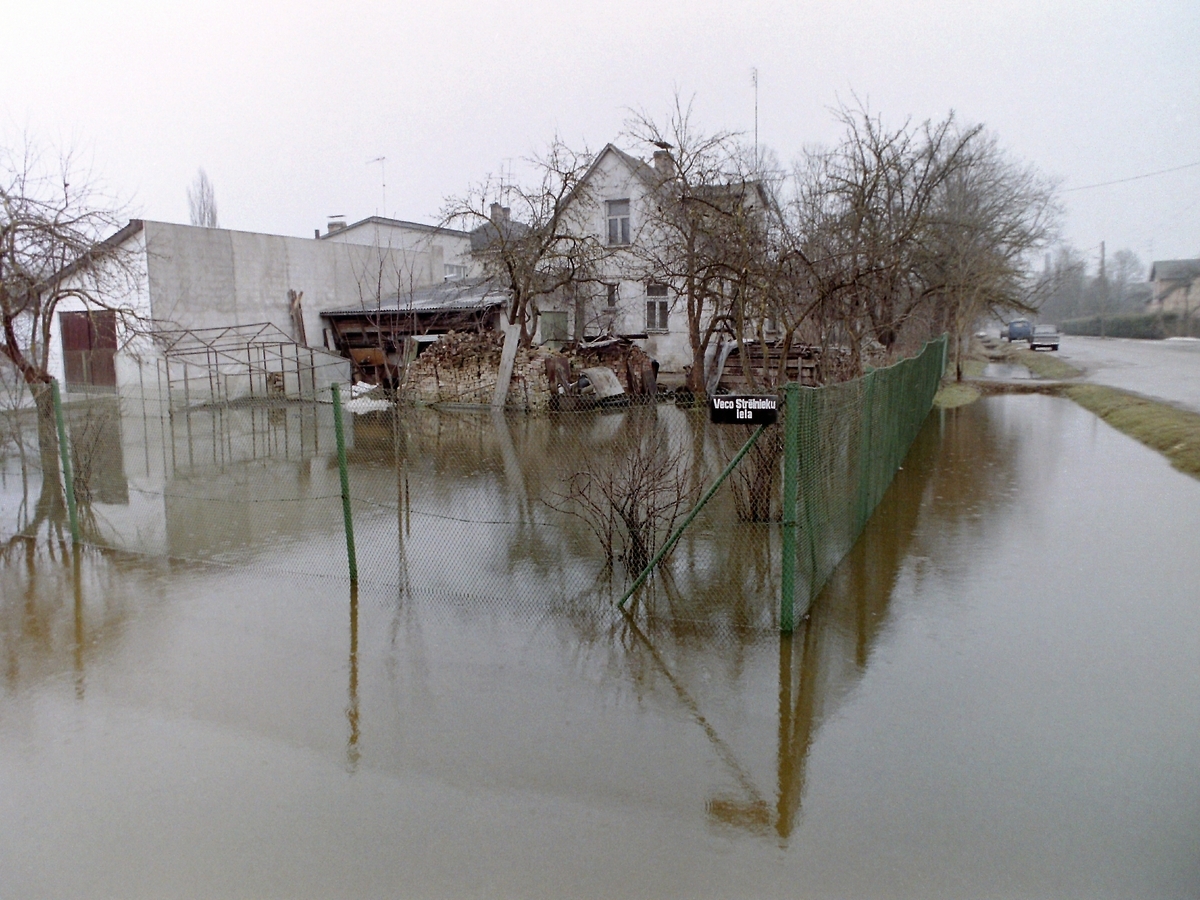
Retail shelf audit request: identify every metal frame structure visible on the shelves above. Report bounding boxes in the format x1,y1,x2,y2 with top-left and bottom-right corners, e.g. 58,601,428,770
152,322,347,409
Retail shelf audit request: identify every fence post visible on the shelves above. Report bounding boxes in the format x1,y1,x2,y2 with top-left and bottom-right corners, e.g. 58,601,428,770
780,382,800,633
51,379,81,545
331,383,358,582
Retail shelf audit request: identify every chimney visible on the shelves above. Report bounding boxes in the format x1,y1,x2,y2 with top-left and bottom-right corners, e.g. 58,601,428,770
653,150,675,178
326,216,347,234
489,202,511,225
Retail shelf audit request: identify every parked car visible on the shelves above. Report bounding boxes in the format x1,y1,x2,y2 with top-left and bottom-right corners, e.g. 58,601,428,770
1028,324,1060,351
1003,318,1033,342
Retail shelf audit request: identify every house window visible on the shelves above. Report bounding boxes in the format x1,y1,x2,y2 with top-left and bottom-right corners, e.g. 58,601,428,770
540,311,569,343
606,283,619,308
607,199,630,245
60,310,117,387
444,263,468,281
646,283,669,332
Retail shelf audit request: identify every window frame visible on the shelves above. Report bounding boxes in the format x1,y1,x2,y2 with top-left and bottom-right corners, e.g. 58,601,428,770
605,283,619,308
606,199,631,246
645,283,669,332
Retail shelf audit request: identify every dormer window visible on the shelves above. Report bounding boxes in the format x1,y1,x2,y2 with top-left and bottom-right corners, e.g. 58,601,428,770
607,199,630,245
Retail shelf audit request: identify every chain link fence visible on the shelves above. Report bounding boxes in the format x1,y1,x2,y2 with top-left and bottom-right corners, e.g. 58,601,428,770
0,337,945,632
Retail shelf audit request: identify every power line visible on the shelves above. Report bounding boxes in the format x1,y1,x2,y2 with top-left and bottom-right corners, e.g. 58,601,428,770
1060,160,1200,193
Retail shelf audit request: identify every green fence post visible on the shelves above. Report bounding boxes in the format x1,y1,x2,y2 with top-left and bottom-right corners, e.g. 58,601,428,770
51,379,80,545
332,383,358,582
780,382,800,634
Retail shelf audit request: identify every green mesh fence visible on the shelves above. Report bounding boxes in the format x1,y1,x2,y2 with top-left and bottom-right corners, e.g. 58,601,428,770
0,337,944,633
788,335,947,617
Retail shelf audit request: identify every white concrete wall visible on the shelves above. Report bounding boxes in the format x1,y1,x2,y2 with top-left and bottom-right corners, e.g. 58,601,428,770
144,221,437,341
49,221,424,394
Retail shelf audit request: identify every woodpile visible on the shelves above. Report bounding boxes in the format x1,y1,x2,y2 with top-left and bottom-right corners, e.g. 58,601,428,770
399,332,658,412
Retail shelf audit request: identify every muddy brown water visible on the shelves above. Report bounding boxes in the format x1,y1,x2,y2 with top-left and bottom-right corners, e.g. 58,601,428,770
1,394,1198,898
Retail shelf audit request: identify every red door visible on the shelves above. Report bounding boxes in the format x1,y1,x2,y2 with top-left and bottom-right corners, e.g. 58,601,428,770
59,311,117,387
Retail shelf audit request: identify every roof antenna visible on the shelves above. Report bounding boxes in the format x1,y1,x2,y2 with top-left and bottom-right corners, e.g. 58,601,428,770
751,67,759,174
368,156,386,216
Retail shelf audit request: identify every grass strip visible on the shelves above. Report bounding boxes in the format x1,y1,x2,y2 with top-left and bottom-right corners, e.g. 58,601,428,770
1061,383,1200,479
933,382,982,408
1001,346,1083,380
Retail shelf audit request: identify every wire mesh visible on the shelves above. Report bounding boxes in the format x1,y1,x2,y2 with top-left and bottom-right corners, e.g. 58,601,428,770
791,336,947,611
0,337,944,633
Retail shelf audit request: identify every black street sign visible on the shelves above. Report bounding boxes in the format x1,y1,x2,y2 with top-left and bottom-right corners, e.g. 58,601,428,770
709,394,780,425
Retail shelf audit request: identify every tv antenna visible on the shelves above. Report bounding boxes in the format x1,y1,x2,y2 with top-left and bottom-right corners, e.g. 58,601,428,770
751,67,759,174
368,156,386,216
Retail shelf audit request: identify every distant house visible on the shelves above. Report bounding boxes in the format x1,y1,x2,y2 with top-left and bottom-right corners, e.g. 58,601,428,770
1147,259,1200,319
50,219,439,401
318,215,479,284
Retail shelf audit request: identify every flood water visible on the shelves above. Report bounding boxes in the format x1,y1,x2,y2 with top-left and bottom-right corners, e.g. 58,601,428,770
1,394,1198,899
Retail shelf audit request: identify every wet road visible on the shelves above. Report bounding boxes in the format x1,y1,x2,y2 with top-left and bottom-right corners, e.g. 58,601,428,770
1058,334,1200,412
1,396,1198,898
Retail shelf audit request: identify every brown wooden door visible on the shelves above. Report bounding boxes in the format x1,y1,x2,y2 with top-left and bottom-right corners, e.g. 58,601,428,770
59,310,117,387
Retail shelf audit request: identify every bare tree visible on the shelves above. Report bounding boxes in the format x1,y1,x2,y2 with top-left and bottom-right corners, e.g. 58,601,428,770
778,103,1058,379
1109,248,1145,312
549,409,698,576
442,139,612,347
0,135,139,540
919,131,1060,379
187,167,219,228
624,97,777,395
1036,244,1089,325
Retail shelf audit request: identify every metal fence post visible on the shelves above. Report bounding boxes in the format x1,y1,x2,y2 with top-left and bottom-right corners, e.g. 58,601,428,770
51,379,81,545
780,382,799,633
331,383,358,582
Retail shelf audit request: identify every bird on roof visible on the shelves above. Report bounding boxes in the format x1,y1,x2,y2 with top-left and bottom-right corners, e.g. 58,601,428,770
651,141,673,151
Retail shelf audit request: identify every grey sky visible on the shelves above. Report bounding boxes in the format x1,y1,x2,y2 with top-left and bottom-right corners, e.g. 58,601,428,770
5,0,1198,270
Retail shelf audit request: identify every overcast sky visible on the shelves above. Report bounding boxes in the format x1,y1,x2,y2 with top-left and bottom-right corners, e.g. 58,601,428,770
5,0,1198,272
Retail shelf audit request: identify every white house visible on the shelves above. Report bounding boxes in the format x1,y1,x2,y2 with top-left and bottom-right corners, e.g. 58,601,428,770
523,143,770,375
49,219,440,401
317,215,479,284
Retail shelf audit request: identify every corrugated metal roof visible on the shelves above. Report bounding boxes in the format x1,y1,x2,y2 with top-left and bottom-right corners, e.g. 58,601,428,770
319,278,507,317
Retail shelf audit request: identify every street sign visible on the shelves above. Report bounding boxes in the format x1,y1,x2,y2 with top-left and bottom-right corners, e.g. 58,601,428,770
709,394,779,425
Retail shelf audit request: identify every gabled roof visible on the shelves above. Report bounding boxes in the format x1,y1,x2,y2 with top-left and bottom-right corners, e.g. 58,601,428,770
51,218,145,285
1149,259,1200,282
320,277,506,317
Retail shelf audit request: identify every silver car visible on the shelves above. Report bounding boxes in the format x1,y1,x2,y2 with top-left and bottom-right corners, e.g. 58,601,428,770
1028,324,1060,351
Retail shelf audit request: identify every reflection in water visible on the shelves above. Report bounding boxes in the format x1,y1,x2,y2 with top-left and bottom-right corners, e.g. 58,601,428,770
3,395,1198,898
634,402,1029,844
346,582,360,772
73,548,84,700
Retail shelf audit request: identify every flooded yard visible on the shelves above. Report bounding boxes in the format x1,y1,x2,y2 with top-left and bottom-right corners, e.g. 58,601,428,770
1,394,1198,898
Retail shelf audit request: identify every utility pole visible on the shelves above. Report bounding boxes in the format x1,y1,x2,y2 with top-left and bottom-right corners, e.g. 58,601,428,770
1099,241,1108,337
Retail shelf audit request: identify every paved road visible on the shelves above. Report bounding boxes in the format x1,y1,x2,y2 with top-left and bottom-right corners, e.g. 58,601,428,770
1056,335,1200,414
